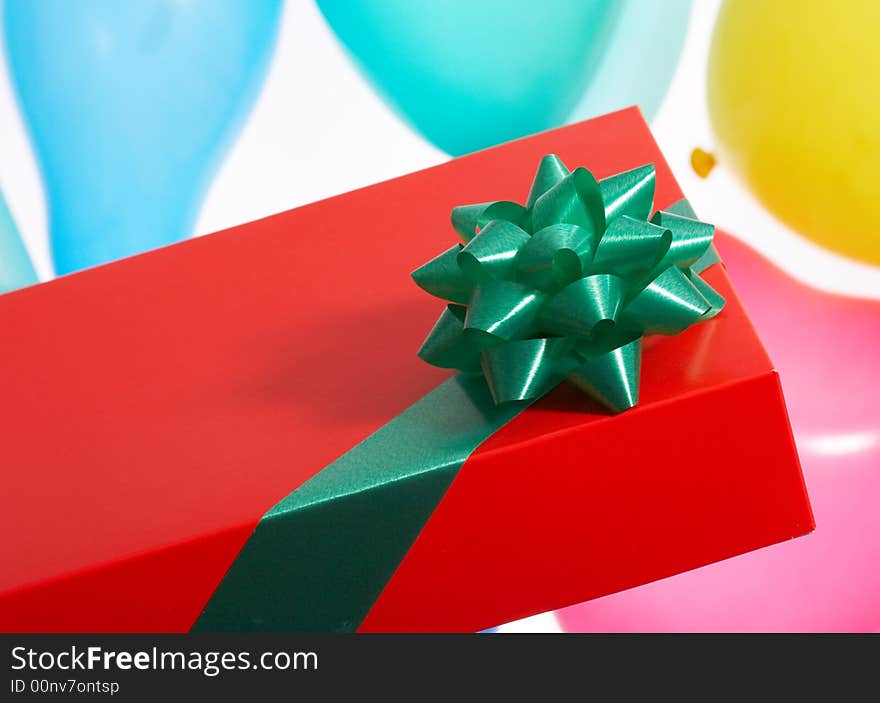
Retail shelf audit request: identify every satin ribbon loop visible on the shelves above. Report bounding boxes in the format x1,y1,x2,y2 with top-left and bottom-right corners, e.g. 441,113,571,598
413,155,725,413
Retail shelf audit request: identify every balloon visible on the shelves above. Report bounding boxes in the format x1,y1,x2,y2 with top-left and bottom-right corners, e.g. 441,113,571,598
0,189,38,293
317,0,690,157
317,0,624,156
568,0,691,126
557,231,880,631
708,1,880,265
3,0,282,275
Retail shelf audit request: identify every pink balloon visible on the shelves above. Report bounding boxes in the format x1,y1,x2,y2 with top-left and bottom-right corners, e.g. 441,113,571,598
557,231,880,632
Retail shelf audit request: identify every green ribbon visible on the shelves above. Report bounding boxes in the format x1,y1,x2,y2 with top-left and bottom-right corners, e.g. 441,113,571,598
193,374,527,632
412,155,725,413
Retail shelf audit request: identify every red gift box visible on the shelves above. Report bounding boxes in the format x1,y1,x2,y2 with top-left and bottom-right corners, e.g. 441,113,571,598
0,108,813,632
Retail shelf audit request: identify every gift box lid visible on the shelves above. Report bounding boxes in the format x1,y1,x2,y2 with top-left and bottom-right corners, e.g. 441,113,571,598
0,107,812,632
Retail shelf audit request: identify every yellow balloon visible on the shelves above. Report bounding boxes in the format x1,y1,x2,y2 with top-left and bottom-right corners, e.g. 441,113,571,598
708,1,880,265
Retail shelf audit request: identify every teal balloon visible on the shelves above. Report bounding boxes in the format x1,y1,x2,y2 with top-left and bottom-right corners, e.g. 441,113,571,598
317,0,624,156
568,0,691,124
317,0,690,157
0,189,38,293
3,0,282,275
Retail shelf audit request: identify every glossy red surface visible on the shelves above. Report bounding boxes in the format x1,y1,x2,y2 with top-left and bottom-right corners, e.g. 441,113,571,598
0,108,811,632
360,266,813,631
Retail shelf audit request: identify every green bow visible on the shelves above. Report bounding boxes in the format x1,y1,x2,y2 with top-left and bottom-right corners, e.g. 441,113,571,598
412,154,725,413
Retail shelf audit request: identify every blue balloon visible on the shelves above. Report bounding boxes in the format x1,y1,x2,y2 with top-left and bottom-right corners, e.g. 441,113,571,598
3,0,282,275
317,0,690,156
0,189,38,293
317,0,624,156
